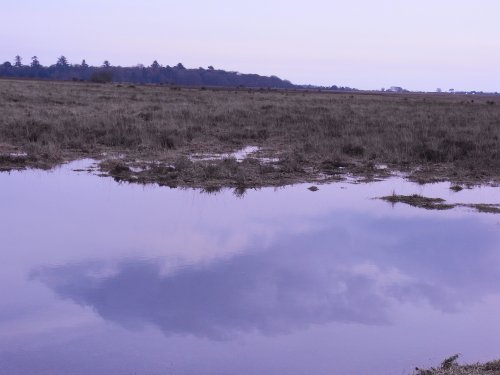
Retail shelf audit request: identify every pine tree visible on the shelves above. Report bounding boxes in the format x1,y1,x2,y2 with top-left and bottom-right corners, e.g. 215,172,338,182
14,55,22,67
31,56,41,68
56,56,69,68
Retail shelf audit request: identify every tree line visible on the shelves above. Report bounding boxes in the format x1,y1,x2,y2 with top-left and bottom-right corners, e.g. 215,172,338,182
0,55,296,88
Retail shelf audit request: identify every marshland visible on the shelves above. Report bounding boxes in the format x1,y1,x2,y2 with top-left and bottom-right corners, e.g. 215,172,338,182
1,79,500,375
1,78,499,188
4,0,500,373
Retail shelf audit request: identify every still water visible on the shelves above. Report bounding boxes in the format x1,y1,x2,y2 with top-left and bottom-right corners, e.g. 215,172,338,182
1,161,499,375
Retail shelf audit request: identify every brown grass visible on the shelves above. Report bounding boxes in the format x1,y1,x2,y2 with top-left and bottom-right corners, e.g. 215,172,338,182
379,194,500,214
380,193,455,210
415,355,500,375
1,79,499,188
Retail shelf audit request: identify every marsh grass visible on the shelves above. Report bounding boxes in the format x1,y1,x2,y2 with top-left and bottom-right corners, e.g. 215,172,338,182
1,79,499,187
415,355,500,375
467,203,500,214
379,193,500,214
381,193,455,210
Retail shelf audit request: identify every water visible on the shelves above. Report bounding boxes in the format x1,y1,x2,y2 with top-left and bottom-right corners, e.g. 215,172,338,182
190,145,261,161
1,160,499,375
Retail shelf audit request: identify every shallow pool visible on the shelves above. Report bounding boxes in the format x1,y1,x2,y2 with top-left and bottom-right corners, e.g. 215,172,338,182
1,160,499,375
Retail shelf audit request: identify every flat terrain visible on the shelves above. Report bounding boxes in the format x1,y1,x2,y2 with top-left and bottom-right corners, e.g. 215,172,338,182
1,79,499,188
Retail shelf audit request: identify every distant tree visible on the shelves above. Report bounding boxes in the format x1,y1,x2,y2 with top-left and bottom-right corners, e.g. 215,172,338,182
0,56,296,89
14,55,22,67
449,88,455,94
436,88,442,93
30,56,41,68
151,60,160,69
56,55,69,68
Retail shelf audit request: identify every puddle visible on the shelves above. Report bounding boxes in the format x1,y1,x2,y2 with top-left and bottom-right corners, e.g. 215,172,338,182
190,145,277,163
0,161,499,375
9,152,28,158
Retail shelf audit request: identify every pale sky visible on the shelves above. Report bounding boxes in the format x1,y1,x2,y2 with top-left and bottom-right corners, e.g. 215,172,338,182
2,0,499,91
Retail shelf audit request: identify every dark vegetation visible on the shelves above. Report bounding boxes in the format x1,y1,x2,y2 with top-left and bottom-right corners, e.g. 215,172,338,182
381,194,455,210
0,56,297,88
415,355,500,374
0,79,499,189
380,194,500,214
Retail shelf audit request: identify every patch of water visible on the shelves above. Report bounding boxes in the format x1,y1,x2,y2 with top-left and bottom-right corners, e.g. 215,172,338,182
0,161,499,375
190,145,277,163
8,152,28,158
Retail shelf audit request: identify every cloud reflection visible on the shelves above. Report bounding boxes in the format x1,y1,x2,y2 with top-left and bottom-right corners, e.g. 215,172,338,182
32,257,392,339
31,215,500,340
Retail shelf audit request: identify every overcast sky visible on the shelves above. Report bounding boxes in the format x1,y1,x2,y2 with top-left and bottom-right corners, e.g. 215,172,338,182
2,0,499,91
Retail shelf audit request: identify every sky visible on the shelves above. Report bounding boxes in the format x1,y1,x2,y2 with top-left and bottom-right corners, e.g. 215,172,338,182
1,0,499,91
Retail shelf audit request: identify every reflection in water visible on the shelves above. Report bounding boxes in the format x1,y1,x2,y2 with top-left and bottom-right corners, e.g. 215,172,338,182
32,258,391,340
3,161,500,375
32,215,500,340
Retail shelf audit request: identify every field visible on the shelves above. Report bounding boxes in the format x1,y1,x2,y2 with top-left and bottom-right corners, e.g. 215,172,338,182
1,78,499,188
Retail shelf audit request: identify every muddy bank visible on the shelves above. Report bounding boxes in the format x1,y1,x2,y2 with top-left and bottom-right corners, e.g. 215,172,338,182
1,146,498,191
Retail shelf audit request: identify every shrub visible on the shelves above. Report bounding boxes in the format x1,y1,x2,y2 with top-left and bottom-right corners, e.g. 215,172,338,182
90,70,113,83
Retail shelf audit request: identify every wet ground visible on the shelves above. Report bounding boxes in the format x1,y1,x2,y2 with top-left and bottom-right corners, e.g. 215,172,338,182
1,160,499,375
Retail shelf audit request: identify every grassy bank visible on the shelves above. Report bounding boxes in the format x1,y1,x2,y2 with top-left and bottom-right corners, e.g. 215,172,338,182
1,79,499,188
415,355,500,375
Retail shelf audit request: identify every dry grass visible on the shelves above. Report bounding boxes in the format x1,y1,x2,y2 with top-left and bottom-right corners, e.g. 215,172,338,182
380,193,455,210
467,204,500,214
379,193,500,214
1,79,499,187
415,355,500,375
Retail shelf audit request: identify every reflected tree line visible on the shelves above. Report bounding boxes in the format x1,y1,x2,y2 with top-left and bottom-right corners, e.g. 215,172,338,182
0,55,296,88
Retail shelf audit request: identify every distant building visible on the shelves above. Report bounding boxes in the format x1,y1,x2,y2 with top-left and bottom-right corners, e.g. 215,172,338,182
387,86,405,93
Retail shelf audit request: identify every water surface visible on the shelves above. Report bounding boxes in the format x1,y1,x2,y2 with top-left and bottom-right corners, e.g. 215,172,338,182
1,161,499,375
